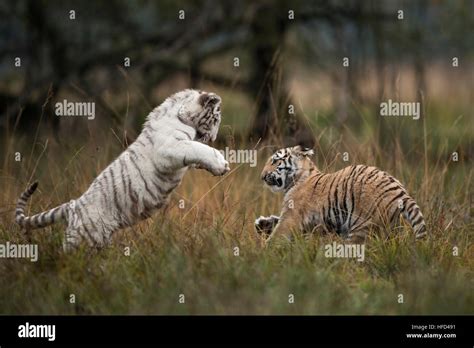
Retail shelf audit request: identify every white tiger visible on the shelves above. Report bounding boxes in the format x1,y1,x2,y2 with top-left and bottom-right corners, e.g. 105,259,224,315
15,89,229,250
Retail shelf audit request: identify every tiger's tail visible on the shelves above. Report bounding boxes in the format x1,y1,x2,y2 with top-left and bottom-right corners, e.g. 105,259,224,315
15,182,67,229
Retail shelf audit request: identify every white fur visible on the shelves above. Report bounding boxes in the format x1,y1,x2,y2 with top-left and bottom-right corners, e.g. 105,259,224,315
16,89,229,250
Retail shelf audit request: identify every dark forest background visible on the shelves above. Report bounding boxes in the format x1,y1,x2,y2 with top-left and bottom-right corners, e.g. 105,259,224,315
0,0,472,156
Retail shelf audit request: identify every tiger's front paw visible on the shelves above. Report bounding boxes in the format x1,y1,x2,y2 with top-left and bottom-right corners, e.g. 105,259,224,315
208,150,230,176
255,215,279,236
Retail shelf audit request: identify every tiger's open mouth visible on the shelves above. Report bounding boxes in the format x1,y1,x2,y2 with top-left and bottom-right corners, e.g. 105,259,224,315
263,173,283,191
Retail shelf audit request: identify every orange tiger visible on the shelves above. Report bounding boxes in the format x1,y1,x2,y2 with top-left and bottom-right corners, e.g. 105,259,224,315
255,145,427,244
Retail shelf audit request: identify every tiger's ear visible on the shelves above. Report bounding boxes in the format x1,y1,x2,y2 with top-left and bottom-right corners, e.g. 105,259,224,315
293,145,314,157
198,93,221,107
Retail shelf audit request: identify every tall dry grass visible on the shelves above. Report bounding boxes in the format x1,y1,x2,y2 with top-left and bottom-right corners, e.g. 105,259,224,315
0,94,472,314
0,60,472,314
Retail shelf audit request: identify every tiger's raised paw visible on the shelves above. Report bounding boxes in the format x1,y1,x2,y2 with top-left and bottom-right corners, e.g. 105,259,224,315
208,150,230,176
255,215,280,236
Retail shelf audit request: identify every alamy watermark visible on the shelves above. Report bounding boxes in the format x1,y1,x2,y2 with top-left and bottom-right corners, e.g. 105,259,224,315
18,322,55,341
55,99,95,120
324,241,365,262
380,99,420,120
219,147,257,167
0,242,38,262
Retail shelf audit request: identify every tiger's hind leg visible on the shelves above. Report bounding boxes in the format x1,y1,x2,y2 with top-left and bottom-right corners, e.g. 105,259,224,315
346,229,367,244
346,220,371,244
62,200,112,252
63,223,111,252
62,206,98,252
63,226,82,252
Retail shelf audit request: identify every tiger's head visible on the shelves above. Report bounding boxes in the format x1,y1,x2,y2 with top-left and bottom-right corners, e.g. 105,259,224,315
175,89,222,144
261,145,315,192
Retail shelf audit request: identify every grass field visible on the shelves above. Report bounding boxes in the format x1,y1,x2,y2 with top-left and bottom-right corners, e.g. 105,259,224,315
0,92,472,315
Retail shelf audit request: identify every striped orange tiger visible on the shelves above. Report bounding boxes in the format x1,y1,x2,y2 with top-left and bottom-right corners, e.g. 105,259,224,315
255,145,427,244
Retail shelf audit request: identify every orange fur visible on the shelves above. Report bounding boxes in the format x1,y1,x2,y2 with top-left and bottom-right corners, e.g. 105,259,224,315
256,146,427,245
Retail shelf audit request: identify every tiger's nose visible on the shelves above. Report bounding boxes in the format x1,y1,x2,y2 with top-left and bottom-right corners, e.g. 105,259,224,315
262,173,275,185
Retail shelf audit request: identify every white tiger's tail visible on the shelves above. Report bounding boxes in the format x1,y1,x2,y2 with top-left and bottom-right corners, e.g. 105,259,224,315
401,196,427,239
15,182,67,229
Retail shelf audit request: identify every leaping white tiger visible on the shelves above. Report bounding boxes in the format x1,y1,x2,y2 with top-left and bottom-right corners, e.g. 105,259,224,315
15,89,229,251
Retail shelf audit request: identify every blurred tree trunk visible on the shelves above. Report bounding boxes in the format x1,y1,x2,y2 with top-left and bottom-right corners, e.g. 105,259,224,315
335,25,350,125
413,1,426,112
248,1,313,147
372,5,390,151
248,2,285,140
25,0,61,139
